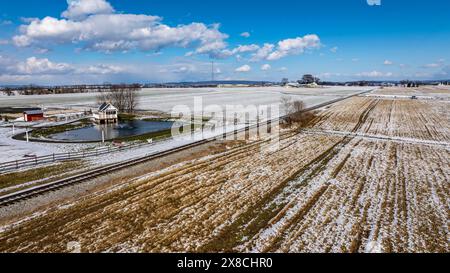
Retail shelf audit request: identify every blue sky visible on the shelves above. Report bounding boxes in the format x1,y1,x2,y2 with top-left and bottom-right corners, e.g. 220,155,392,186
0,0,449,84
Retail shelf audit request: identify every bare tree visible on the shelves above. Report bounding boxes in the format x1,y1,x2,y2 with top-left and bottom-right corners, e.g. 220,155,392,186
96,84,140,113
281,97,316,128
124,86,139,113
281,96,293,114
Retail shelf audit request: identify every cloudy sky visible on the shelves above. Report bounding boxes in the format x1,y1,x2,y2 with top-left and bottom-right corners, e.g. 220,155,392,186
0,0,449,85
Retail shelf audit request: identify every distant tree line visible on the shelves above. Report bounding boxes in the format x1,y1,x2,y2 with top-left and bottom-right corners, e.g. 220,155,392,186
1,88,14,96
1,84,142,96
399,80,422,88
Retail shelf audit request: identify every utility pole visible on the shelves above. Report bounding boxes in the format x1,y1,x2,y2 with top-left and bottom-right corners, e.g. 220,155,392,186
211,61,215,82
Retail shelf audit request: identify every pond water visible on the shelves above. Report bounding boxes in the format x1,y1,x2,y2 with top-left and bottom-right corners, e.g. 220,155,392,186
50,120,175,142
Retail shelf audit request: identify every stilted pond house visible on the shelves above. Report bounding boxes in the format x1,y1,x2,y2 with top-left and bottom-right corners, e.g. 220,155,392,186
93,103,118,124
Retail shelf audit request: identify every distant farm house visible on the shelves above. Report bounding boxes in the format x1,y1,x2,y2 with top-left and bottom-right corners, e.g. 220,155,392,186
23,110,44,122
93,103,118,124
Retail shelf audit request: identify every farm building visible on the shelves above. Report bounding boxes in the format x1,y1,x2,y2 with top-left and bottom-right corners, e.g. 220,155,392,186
93,103,118,124
23,110,44,122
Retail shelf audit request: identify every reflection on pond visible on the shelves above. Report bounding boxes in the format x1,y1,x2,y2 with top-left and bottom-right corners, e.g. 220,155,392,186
50,120,174,142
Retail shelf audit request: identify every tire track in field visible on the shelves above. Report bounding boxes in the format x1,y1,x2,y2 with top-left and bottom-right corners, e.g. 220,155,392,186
0,139,269,252
0,130,338,252
237,98,383,252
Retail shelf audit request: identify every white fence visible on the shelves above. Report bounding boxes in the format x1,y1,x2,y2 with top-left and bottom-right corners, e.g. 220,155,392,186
0,141,153,173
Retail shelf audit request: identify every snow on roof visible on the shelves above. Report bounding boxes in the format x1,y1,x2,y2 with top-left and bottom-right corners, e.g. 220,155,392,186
98,103,117,112
24,110,44,115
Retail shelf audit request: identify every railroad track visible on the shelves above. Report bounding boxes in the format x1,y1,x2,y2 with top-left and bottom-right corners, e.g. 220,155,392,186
0,89,375,207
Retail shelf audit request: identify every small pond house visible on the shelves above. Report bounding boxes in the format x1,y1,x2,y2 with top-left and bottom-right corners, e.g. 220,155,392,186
93,103,118,124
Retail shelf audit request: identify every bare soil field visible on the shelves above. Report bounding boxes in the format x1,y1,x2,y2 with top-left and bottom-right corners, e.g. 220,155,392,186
371,86,450,96
0,88,448,253
311,96,450,142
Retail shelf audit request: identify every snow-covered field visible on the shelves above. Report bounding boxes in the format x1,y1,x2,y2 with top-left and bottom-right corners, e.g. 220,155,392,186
0,86,371,111
370,86,450,99
0,86,372,163
0,127,95,163
0,87,448,253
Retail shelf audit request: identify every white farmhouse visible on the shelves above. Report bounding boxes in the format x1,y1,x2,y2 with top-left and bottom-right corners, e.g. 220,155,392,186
93,103,118,124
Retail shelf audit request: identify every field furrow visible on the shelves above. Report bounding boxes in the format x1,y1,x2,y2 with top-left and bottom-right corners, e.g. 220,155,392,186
0,90,448,253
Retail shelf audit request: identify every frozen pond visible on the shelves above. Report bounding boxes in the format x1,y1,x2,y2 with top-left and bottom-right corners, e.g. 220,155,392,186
50,120,174,142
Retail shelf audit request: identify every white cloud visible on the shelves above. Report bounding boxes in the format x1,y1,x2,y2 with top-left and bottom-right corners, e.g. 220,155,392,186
0,55,17,74
172,65,197,74
240,32,250,38
16,57,74,75
320,72,342,78
214,44,260,59
383,60,393,65
422,59,446,69
355,71,393,78
35,48,50,54
0,55,127,78
422,63,442,68
13,1,228,57
150,61,222,81
250,43,275,62
277,67,288,72
0,20,13,26
62,0,115,20
261,64,271,71
20,17,39,23
267,35,321,60
235,64,251,72
330,46,338,53
367,0,381,6
250,35,320,62
11,1,322,63
246,34,321,62
414,72,430,78
77,64,123,75
232,44,260,54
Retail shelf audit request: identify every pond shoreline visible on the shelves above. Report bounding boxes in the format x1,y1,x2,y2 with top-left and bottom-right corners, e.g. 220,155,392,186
12,117,180,144
12,127,177,144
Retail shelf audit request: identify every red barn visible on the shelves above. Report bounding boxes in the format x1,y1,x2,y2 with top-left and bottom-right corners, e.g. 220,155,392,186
23,110,44,122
